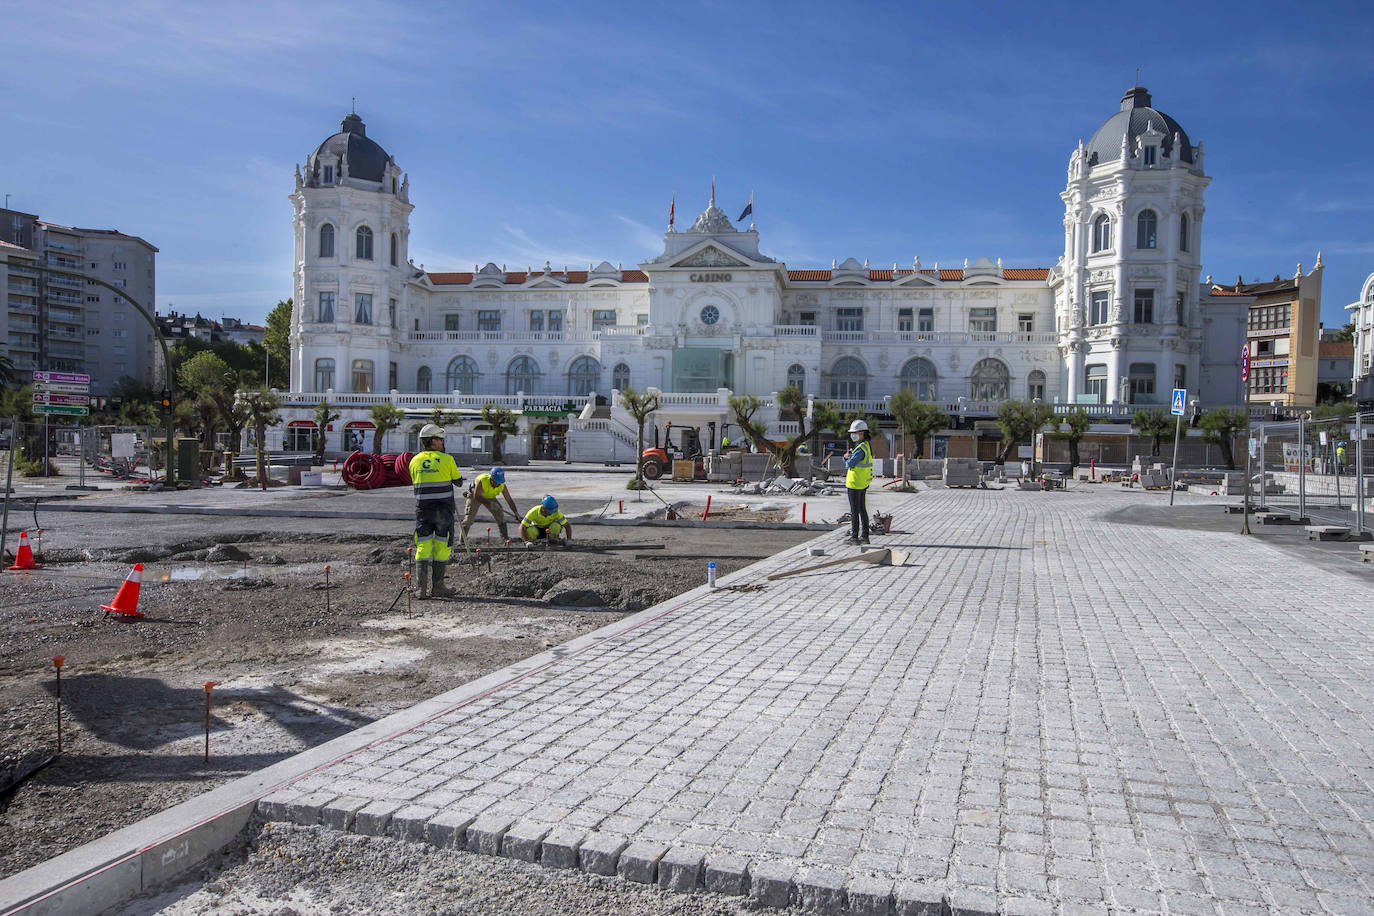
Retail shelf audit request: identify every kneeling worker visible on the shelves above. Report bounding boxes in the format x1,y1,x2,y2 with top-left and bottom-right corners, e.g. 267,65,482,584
461,466,519,544
408,424,464,599
521,495,572,547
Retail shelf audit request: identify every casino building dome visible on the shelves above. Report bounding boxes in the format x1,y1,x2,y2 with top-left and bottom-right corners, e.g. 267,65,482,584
308,113,392,184
1085,86,1193,167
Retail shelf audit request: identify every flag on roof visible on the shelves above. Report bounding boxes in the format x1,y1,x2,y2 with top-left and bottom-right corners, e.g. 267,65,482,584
668,194,675,229
738,191,753,223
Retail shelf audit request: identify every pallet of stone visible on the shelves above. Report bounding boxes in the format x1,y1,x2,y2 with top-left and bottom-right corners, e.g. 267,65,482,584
1307,525,1351,541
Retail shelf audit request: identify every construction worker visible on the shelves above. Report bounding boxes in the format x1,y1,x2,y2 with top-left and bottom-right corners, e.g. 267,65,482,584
408,424,464,599
1336,442,1347,474
520,495,573,547
461,466,519,544
844,419,874,545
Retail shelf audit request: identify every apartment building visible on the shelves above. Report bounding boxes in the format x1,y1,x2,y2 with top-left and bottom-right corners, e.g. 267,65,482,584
1211,261,1324,407
0,207,158,395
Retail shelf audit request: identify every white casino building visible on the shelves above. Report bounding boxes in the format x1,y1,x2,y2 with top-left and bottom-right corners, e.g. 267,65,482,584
281,89,1248,460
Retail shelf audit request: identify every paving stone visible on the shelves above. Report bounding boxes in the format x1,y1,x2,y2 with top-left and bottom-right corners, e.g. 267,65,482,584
539,826,585,869
846,876,894,916
893,880,945,916
501,820,551,862
703,853,750,896
385,805,438,843
255,789,301,822
577,831,629,876
793,867,849,913
320,796,370,831
616,841,668,884
749,860,795,908
279,790,336,826
353,800,401,836
947,886,997,916
423,808,476,848
657,845,706,892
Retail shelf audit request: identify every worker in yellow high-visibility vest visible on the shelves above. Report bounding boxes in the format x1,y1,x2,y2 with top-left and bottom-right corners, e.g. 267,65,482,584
844,419,874,545
520,495,573,547
407,424,464,599
461,466,519,545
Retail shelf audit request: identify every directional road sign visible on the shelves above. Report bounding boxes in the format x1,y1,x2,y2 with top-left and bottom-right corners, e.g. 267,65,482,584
33,392,90,406
32,381,89,395
32,371,90,385
1171,388,1187,416
33,404,90,416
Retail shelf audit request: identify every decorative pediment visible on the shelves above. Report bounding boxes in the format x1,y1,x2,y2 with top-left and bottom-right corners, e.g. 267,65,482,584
676,245,748,268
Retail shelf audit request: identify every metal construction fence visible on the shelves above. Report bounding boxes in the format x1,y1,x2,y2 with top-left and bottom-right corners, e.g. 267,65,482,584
1250,409,1372,534
0,418,162,485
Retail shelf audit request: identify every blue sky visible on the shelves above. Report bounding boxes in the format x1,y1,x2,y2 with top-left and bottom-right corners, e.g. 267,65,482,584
4,0,1372,329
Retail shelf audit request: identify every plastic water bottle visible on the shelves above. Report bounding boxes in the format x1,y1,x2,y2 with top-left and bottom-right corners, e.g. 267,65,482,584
707,561,717,588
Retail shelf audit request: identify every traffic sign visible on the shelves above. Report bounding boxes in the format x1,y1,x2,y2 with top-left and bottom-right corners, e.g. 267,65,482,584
1241,343,1251,380
33,381,89,395
1170,388,1187,416
32,392,90,406
32,371,90,385
33,404,89,416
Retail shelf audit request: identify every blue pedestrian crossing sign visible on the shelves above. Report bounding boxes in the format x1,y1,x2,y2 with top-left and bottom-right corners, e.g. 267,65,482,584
1170,388,1187,416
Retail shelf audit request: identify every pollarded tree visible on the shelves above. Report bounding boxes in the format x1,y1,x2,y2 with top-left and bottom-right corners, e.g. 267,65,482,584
1133,408,1172,457
995,399,1054,463
313,398,340,464
236,387,281,489
1199,408,1245,469
619,387,660,490
889,390,949,488
1054,407,1093,469
481,403,519,462
728,394,775,455
368,403,405,454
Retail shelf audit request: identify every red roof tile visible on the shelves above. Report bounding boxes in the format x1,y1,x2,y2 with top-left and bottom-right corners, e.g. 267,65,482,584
427,272,473,284
621,270,648,282
787,270,833,281
1208,288,1248,297
1002,268,1050,280
938,269,964,280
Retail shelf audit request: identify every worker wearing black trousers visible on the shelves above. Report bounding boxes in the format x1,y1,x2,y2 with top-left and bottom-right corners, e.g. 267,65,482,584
844,419,874,545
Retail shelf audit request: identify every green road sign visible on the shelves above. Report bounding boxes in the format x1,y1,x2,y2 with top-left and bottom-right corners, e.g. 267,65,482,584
33,404,90,416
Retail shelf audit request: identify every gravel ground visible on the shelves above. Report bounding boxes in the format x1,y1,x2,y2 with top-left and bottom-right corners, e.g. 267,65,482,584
1,523,812,880
113,821,801,915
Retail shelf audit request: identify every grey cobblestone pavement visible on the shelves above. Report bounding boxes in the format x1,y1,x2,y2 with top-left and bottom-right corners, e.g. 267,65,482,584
260,488,1374,915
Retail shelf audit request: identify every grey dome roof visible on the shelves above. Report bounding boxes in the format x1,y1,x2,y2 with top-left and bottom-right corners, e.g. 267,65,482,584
313,114,391,182
1086,87,1192,167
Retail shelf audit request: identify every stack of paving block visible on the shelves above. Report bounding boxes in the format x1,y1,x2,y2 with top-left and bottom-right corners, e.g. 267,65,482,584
740,453,773,479
706,452,740,482
942,457,981,488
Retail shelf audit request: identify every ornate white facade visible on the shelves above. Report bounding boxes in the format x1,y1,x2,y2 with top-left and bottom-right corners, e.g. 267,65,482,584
286,89,1249,432
1349,272,1374,405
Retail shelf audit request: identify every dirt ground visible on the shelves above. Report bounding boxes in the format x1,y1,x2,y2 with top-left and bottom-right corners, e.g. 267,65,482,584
0,522,812,881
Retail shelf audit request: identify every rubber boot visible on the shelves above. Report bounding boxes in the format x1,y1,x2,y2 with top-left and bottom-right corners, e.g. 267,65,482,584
431,561,456,599
415,560,431,600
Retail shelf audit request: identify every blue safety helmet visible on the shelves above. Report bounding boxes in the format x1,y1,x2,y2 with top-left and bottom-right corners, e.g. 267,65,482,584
541,495,558,512
490,466,505,485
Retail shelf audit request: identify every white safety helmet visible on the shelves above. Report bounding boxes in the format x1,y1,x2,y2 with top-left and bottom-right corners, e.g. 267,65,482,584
848,419,869,433
419,424,445,441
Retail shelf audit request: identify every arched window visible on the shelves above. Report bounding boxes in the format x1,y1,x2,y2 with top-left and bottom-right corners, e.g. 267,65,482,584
568,355,601,396
1092,214,1112,253
1179,213,1190,252
899,358,938,400
1136,209,1157,249
355,225,373,260
318,223,334,258
416,366,431,394
970,358,1010,401
351,359,374,393
787,363,806,394
612,362,631,390
445,355,480,393
390,232,398,266
313,358,335,391
1027,370,1046,401
828,357,867,400
506,355,542,395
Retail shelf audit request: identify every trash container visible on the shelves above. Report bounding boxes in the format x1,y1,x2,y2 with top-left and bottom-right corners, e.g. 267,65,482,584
175,437,201,486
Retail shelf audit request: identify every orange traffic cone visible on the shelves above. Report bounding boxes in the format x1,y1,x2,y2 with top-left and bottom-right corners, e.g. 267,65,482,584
101,564,145,618
8,531,41,570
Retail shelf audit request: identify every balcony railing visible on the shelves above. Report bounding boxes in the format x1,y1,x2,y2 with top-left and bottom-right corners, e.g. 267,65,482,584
47,274,82,288
273,390,596,412
405,325,647,344
400,326,1061,346
820,329,1058,344
45,239,83,254
45,290,82,304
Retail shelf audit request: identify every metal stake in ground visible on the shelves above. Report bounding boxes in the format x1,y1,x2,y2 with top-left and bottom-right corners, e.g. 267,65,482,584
405,572,412,618
324,565,331,614
53,656,65,753
202,681,217,763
